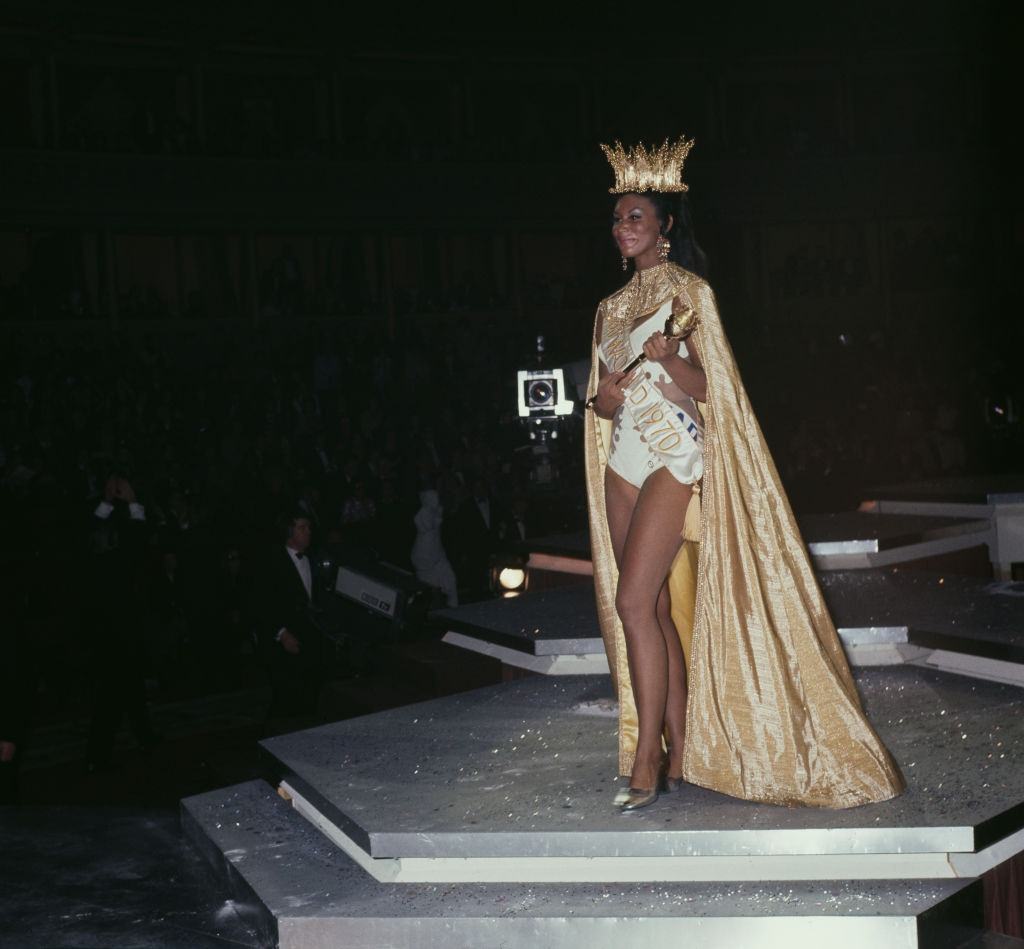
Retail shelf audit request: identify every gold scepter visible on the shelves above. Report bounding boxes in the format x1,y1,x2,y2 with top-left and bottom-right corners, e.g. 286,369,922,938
585,302,697,410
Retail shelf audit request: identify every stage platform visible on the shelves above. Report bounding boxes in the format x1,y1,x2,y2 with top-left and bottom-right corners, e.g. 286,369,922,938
438,569,1024,684
183,666,1024,947
870,475,1024,507
799,511,991,569
251,667,1024,884
524,510,992,578
183,493,1024,947
867,475,1024,579
440,585,610,674
184,780,991,949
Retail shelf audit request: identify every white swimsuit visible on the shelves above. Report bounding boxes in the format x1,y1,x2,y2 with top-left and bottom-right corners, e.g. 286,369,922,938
599,306,704,490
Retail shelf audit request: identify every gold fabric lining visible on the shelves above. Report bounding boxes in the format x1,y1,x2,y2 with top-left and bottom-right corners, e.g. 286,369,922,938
584,263,905,808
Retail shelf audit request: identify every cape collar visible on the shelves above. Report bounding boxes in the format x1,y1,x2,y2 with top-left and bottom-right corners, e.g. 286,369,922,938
607,261,694,328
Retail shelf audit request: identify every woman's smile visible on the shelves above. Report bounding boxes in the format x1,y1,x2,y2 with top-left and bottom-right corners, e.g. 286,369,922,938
611,193,665,269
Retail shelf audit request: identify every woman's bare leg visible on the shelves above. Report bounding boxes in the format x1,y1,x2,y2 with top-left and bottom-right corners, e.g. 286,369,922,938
656,582,687,780
616,468,693,790
603,466,639,568
603,466,640,777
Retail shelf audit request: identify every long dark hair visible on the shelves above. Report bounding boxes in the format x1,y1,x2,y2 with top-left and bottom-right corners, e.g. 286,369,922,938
616,191,709,279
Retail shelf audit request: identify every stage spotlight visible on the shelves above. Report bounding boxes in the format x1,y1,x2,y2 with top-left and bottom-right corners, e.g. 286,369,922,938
499,567,526,590
491,558,529,597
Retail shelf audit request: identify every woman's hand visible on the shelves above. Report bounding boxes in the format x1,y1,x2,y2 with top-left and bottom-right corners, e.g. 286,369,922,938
642,331,680,363
594,369,635,418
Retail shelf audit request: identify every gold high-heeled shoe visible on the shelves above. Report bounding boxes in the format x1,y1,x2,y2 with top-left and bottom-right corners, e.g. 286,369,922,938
614,784,660,811
614,768,668,811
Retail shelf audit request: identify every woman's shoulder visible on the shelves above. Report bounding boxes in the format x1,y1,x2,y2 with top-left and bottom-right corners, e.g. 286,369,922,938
666,265,718,314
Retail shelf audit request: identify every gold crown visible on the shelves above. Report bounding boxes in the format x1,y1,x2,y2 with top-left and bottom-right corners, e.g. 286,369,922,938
600,136,694,194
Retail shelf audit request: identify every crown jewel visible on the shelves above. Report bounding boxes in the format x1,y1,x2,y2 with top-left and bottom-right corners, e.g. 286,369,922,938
600,136,694,194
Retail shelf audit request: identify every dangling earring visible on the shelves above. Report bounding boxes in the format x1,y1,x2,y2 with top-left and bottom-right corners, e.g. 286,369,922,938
621,254,628,271
657,235,671,262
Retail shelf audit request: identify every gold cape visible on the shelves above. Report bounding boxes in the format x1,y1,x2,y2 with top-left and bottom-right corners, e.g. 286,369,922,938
584,262,905,808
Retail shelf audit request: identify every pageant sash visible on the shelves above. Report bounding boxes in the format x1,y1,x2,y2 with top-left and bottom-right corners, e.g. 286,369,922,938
604,301,704,471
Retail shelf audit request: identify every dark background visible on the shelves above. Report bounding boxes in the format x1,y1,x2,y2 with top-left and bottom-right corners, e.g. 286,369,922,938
0,0,1021,804
1,2,1019,472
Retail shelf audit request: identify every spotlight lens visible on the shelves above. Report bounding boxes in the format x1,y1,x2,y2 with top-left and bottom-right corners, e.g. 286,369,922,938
498,567,526,590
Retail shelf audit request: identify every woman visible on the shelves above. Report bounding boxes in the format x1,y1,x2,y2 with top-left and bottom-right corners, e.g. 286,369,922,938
585,138,904,811
411,487,459,608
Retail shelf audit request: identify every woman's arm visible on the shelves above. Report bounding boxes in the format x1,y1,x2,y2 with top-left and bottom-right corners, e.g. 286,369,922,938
642,334,707,402
591,307,633,419
593,360,634,420
659,347,707,403
638,293,708,402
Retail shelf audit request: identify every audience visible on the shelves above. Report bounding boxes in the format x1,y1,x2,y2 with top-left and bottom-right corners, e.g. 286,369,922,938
0,310,1015,749
0,319,578,729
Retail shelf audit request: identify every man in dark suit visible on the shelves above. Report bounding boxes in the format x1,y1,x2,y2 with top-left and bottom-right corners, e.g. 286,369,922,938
447,478,504,599
261,512,326,725
84,476,161,772
498,494,532,546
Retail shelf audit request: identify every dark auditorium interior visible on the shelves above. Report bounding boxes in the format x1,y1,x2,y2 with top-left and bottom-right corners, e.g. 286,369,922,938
0,1,1021,945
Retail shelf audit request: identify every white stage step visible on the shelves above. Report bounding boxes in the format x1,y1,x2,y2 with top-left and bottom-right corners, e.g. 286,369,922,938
183,779,990,949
